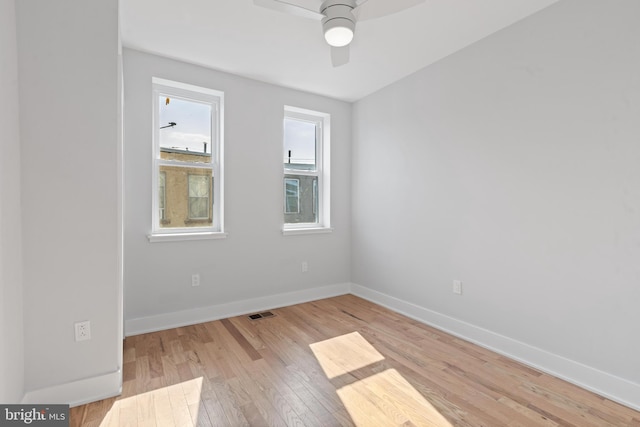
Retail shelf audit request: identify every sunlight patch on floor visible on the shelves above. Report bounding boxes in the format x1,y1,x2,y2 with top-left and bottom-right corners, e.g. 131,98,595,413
99,377,203,427
338,368,453,427
310,331,385,379
311,332,453,427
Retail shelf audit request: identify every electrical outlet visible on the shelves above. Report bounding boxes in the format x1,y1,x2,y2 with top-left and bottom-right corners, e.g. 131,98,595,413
192,274,200,287
301,261,308,273
75,321,91,342
453,280,463,295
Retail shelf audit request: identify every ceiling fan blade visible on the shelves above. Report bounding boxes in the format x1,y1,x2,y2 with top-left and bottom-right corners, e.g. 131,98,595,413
253,0,323,21
331,45,350,67
353,0,425,21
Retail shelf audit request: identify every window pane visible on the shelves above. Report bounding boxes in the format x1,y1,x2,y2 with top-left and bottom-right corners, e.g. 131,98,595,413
189,175,209,197
284,178,299,214
284,175,318,224
284,118,316,171
159,96,212,163
188,175,210,219
189,197,209,219
158,166,212,228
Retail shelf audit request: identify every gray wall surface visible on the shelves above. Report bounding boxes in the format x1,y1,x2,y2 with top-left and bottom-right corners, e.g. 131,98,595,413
17,0,121,393
0,0,24,404
352,0,640,383
123,49,351,324
353,0,640,385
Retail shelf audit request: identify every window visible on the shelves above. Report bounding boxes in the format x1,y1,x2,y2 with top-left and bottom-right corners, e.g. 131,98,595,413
150,78,224,240
284,178,300,214
283,106,330,233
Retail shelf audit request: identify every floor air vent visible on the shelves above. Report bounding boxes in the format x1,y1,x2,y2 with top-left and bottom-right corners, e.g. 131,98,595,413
248,311,275,320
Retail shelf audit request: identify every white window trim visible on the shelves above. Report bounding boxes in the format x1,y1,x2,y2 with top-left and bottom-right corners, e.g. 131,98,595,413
282,227,333,236
283,106,331,234
148,78,225,242
148,232,228,243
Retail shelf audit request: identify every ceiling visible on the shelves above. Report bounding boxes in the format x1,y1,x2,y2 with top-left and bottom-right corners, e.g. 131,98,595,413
120,0,559,102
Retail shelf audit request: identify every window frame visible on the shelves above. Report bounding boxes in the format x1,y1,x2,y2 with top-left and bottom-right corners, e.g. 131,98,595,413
283,106,331,234
149,78,225,241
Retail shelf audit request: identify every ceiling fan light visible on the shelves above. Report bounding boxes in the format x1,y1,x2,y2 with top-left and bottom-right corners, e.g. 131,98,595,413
323,18,355,47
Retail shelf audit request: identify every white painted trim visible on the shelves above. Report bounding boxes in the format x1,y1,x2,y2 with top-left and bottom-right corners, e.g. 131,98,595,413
22,370,121,408
282,227,333,236
350,283,640,412
117,46,125,399
147,232,228,242
125,283,350,336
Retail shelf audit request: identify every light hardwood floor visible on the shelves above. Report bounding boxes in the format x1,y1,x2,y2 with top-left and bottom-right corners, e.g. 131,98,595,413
70,295,640,426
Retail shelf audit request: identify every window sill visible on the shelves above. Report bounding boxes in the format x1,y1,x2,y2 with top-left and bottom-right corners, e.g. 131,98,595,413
147,232,228,243
282,227,333,236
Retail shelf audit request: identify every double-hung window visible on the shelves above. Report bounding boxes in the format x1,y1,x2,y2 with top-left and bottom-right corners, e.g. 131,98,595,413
150,78,224,241
283,106,330,234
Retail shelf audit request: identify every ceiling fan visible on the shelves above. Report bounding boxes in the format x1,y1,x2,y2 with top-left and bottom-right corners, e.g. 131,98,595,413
254,0,425,67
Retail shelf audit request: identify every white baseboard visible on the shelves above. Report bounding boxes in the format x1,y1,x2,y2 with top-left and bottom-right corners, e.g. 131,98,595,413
22,369,121,408
125,283,351,336
350,283,640,412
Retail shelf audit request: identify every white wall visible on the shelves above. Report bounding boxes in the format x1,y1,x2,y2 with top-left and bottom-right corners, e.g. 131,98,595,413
17,0,122,403
353,0,640,407
0,0,24,404
123,49,351,333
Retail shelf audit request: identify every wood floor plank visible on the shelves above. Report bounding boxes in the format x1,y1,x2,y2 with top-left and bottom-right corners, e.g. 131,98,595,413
159,354,181,387
191,400,214,427
208,320,256,365
255,353,334,426
69,295,640,426
250,358,325,427
119,378,137,399
208,377,251,426
117,389,138,427
135,390,157,426
232,371,289,427
240,401,269,427
201,391,235,427
152,384,174,427
220,318,263,361
166,382,193,427
229,315,267,351
68,405,85,427
101,400,120,427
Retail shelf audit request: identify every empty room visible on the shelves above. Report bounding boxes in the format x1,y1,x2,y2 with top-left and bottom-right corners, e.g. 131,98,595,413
1,0,639,425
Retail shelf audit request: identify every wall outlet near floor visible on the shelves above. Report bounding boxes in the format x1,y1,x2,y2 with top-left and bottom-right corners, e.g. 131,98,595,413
301,261,308,273
453,280,463,295
192,273,200,287
74,321,91,341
